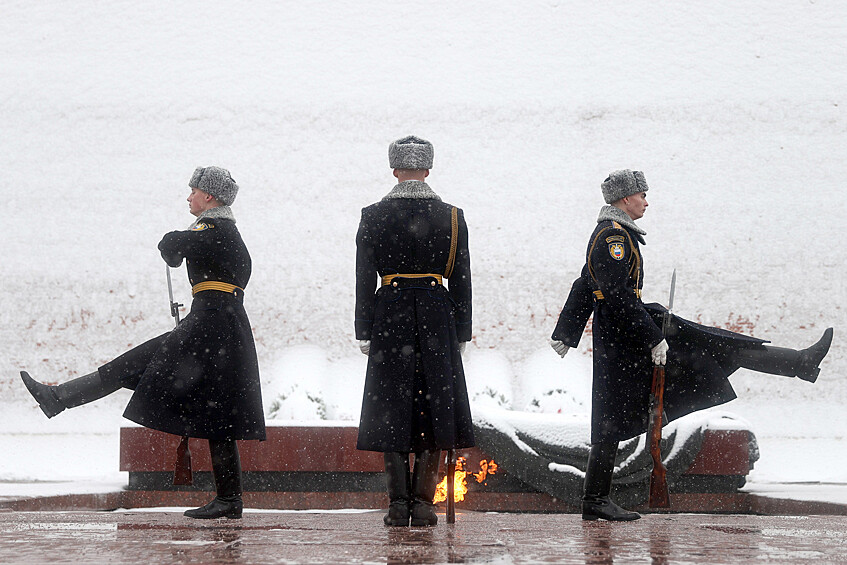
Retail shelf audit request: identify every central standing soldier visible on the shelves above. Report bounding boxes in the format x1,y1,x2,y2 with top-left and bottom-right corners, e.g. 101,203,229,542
355,136,474,527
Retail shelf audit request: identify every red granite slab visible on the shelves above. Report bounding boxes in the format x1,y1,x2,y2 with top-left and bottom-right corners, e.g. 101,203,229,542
120,425,747,476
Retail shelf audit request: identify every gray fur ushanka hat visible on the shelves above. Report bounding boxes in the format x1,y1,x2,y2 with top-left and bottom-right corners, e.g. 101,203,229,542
189,166,239,206
389,135,434,170
601,169,649,204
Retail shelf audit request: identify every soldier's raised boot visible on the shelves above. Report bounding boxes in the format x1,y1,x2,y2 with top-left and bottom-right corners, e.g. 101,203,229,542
20,370,121,418
410,450,441,527
184,439,243,519
735,327,833,383
383,452,412,526
582,442,640,521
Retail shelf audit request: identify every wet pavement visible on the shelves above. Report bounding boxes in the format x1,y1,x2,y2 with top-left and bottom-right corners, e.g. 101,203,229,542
0,510,845,564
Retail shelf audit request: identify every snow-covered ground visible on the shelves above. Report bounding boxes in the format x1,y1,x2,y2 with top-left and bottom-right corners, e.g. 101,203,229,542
1,1,845,504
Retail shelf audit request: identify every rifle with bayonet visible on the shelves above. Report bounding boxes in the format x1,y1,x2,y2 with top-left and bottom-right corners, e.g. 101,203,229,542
166,266,183,327
647,269,675,508
166,265,192,485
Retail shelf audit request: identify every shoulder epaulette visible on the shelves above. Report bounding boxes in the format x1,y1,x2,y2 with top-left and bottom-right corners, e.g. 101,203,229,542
587,220,642,290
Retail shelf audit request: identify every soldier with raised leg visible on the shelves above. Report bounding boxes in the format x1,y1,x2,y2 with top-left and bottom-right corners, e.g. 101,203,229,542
550,169,832,521
20,166,265,519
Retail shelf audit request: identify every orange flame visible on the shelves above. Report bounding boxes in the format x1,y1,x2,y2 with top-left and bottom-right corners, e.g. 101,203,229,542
433,457,498,503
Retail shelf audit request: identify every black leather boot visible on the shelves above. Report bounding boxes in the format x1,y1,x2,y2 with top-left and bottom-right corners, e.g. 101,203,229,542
20,370,121,418
184,439,243,519
582,442,640,521
383,452,411,526
410,450,441,527
736,327,833,383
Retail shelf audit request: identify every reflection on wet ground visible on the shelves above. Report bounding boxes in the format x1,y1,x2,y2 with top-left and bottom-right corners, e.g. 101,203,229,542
0,510,845,564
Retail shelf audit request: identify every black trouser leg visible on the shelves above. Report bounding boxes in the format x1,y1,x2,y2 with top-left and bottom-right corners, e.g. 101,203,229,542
410,449,441,527
583,442,616,500
19,336,167,419
582,442,640,521
20,370,122,419
736,346,800,376
184,440,243,520
210,439,243,500
736,327,833,383
383,452,411,526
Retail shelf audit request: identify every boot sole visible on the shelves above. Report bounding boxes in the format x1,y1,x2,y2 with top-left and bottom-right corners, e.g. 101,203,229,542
184,511,242,519
582,513,641,521
384,520,410,527
410,520,437,527
582,514,600,521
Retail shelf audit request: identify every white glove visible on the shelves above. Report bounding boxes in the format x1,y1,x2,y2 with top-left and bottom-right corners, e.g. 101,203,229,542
651,339,669,366
459,342,467,355
359,340,370,355
549,339,570,358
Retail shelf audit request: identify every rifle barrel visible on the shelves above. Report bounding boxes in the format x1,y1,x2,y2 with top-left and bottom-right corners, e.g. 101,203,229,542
446,449,456,524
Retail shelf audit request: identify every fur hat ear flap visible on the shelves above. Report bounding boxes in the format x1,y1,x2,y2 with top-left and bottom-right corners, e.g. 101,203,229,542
601,169,649,204
633,170,649,193
389,136,434,170
189,167,204,189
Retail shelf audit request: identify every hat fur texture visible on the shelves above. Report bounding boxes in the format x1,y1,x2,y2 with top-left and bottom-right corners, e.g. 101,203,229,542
601,169,648,204
389,135,434,170
189,166,239,206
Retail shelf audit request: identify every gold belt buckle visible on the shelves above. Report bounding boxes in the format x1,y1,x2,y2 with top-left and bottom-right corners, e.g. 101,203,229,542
381,273,443,287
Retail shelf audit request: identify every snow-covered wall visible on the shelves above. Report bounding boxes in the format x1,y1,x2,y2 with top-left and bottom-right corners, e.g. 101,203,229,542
2,1,846,420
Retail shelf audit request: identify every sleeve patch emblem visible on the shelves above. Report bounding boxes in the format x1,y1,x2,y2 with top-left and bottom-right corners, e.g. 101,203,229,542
606,235,626,243
609,243,625,261
191,222,214,231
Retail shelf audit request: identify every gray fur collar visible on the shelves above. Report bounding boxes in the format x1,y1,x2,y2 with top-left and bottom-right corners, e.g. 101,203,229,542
382,180,442,201
598,205,646,243
190,205,236,229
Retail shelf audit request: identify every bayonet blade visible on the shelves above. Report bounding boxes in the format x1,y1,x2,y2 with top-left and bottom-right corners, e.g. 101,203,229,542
166,266,182,326
667,269,677,314
166,265,175,303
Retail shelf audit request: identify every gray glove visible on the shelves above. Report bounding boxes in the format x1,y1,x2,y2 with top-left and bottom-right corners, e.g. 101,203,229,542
459,342,467,355
549,339,570,358
651,339,669,366
359,340,370,355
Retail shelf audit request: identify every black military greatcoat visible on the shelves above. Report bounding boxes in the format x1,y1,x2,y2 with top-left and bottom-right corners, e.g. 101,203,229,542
552,206,765,444
355,180,474,453
100,207,266,441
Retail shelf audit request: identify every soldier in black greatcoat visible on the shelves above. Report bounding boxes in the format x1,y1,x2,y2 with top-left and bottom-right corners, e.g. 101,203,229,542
20,166,265,520
356,136,474,527
550,169,832,521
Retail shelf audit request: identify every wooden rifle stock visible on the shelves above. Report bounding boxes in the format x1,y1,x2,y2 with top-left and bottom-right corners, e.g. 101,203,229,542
648,365,670,508
446,449,456,523
173,435,193,486
648,270,675,508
